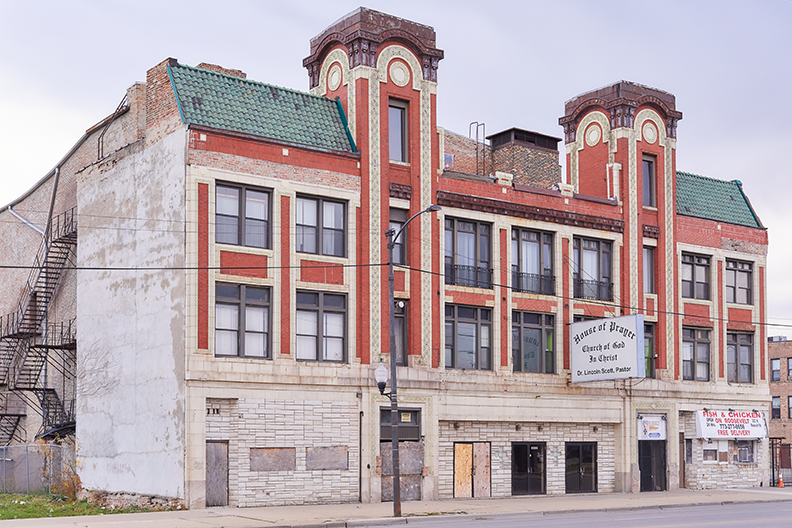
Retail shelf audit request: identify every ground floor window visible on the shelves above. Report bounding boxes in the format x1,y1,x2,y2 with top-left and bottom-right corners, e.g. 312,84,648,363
735,440,755,463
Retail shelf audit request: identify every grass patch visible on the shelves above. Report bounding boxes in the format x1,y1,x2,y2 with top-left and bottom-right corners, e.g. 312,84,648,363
0,493,150,519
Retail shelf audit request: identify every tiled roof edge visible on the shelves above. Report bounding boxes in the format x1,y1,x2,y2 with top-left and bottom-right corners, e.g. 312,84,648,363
167,63,186,124
172,62,337,106
676,170,765,230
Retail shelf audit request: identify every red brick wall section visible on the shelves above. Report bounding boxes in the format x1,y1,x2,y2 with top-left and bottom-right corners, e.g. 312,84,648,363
395,270,406,292
577,123,609,199
432,215,441,368
197,183,209,350
145,58,182,146
492,143,560,189
718,261,725,378
760,266,766,381
280,196,292,358
300,260,344,285
442,130,489,175
682,302,712,327
563,237,571,370
727,307,755,331
219,251,268,279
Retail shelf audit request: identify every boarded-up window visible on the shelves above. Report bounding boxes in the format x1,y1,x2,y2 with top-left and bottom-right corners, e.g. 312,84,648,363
306,446,348,470
250,447,296,471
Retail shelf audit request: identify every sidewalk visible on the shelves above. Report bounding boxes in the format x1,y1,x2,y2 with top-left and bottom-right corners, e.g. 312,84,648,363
5,487,792,528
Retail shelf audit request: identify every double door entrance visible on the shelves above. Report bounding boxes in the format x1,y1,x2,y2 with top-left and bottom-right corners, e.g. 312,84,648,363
512,442,545,494
453,442,491,498
565,442,597,493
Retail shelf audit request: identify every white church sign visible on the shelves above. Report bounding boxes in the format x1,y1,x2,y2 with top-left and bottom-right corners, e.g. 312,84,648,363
570,314,645,382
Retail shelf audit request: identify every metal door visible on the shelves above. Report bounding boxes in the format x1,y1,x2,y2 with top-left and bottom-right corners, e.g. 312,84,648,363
565,442,597,493
206,441,228,507
512,442,545,495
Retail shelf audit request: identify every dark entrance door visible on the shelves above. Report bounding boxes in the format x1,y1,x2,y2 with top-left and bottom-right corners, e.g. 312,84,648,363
565,442,597,493
512,442,545,495
639,440,667,491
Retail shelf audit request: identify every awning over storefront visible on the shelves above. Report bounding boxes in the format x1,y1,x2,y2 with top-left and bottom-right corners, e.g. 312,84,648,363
695,410,767,440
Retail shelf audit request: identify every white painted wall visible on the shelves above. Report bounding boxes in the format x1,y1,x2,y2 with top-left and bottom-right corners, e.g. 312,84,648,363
76,131,186,498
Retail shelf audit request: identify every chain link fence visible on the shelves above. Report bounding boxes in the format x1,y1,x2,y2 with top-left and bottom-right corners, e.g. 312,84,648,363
1,444,62,494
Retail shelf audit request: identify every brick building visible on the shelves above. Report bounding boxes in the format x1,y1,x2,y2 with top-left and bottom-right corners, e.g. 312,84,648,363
0,7,770,507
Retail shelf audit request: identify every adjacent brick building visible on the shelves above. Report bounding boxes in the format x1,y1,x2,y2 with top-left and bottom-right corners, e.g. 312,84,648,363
0,7,770,508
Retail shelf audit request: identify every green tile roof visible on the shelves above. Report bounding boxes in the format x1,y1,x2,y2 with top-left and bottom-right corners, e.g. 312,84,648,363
168,63,355,153
676,171,762,228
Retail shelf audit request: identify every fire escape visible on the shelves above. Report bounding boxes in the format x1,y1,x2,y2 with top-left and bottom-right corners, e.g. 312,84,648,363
0,208,77,443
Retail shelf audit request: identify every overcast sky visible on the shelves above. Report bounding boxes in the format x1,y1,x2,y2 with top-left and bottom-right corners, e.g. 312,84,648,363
1,0,790,335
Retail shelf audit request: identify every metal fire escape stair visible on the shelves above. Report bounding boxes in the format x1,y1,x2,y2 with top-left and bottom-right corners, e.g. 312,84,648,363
0,208,77,443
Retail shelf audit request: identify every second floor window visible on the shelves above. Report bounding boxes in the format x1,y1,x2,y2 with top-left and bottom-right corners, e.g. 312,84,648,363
642,155,656,207
512,312,554,374
445,305,491,370
216,183,270,248
681,254,709,300
389,99,408,162
725,260,752,305
511,228,554,295
772,358,781,382
296,291,346,362
727,333,753,383
394,300,407,365
296,196,345,257
215,284,270,358
573,237,612,301
682,327,710,381
772,396,781,419
445,218,492,289
389,208,407,265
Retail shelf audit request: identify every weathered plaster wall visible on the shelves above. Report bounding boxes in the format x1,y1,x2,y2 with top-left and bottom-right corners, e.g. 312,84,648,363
76,130,186,498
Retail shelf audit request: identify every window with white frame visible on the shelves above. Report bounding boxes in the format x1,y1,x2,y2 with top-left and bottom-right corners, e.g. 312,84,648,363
727,333,753,383
772,396,781,419
512,311,554,374
735,440,755,463
389,208,407,265
642,155,656,207
296,196,346,257
725,260,752,305
573,237,612,301
643,246,655,294
511,228,554,294
389,99,408,163
445,305,491,370
215,284,270,358
682,328,709,381
772,358,781,382
296,291,346,362
216,183,270,248
681,253,710,300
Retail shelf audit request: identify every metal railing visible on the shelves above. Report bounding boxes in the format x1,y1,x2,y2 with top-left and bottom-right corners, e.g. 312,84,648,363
445,264,493,289
512,272,555,295
573,278,614,302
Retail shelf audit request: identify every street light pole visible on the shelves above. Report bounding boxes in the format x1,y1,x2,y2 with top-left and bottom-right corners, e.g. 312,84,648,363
381,204,440,518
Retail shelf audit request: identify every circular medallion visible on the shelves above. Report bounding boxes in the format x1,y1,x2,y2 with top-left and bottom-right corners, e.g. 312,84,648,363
585,124,601,147
643,122,657,144
328,64,342,91
389,61,410,87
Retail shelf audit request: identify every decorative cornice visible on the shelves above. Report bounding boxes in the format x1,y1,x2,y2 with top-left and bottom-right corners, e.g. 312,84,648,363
436,191,624,233
389,182,412,200
643,225,660,239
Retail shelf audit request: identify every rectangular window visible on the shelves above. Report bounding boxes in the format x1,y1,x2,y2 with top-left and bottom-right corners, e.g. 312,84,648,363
215,284,270,358
216,183,270,248
394,300,407,366
725,260,752,305
296,196,346,257
685,438,693,464
296,291,346,362
644,323,656,378
380,408,420,442
703,444,717,462
642,155,656,207
445,305,491,370
788,396,792,419
681,254,710,300
445,218,492,289
389,208,408,265
643,246,655,294
511,228,554,294
389,99,408,163
682,328,709,381
772,358,781,382
512,312,554,374
788,358,792,380
573,237,613,301
772,396,781,419
727,333,753,383
735,440,754,463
